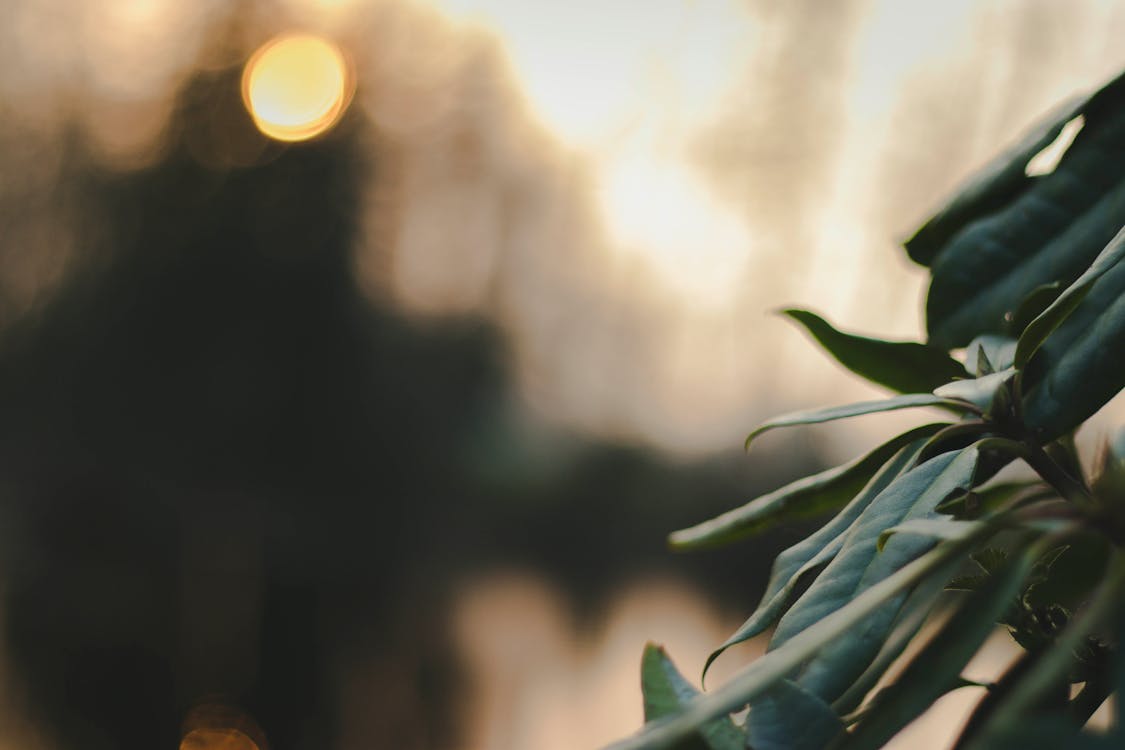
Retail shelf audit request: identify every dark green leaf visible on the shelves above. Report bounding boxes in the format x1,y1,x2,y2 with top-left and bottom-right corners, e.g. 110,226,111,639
752,445,1013,729
640,644,745,750
946,574,989,592
672,424,946,549
745,394,974,450
780,309,967,393
700,439,931,679
917,421,992,464
1021,254,1125,441
905,68,1125,267
831,561,961,715
1006,282,1064,337
1015,226,1125,367
921,71,1125,348
836,534,1042,750
877,518,985,552
605,536,990,750
971,547,1009,574
768,449,980,654
937,481,1046,519
746,679,842,750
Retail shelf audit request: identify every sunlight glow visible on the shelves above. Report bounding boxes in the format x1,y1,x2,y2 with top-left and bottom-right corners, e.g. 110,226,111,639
425,0,757,308
179,728,261,750
1026,115,1085,177
599,147,753,308
242,34,354,142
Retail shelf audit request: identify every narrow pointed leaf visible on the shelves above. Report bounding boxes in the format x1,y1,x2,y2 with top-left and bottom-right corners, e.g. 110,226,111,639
964,334,1017,375
1015,226,1125,367
745,394,973,450
760,438,1038,732
936,480,1047,519
758,449,991,720
838,534,1043,750
876,518,986,552
780,309,967,393
605,535,992,750
700,439,931,679
673,424,946,550
769,447,983,659
641,644,745,750
830,570,956,715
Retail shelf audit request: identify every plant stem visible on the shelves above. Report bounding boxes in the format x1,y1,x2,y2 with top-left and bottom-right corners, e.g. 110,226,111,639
1024,443,1095,512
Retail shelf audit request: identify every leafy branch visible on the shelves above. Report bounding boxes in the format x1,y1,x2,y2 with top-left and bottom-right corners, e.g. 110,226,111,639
611,67,1125,750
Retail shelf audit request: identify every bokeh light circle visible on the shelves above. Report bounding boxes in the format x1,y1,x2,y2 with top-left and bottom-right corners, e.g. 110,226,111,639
241,34,354,142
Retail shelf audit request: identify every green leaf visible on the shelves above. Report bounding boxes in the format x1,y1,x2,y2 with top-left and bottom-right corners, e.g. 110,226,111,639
745,679,843,750
831,561,960,715
780,309,967,393
877,517,986,552
937,481,1046,519
1015,226,1125,367
934,368,1017,413
916,421,996,465
672,424,946,550
1006,282,1064,337
920,71,1125,348
971,547,1009,574
745,394,974,450
761,445,999,714
904,68,1125,268
699,438,931,679
605,535,991,750
1021,253,1125,441
640,644,745,750
961,550,1125,750
964,334,1017,376
836,534,1043,750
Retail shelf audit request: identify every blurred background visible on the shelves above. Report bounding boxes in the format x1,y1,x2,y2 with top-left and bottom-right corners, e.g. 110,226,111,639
0,1,1124,748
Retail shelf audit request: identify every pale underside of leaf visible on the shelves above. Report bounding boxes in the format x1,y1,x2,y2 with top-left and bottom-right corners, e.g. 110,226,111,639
745,394,974,450
672,423,946,550
700,438,932,680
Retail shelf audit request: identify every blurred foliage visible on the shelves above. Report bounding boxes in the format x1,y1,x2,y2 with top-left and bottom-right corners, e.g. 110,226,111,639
619,69,1125,749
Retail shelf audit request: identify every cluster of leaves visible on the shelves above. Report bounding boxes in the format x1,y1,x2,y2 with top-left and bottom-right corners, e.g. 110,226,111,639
611,69,1125,749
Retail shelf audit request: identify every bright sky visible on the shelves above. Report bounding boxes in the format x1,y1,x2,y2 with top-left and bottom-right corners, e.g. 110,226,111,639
1,0,1124,457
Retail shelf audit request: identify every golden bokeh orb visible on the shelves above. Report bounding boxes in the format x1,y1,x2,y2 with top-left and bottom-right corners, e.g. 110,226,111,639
241,34,354,142
179,728,261,750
